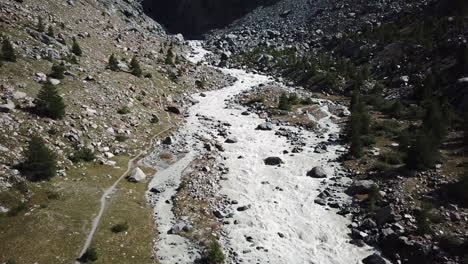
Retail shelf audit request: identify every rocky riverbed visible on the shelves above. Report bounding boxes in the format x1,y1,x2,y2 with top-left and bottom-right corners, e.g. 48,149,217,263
142,41,387,263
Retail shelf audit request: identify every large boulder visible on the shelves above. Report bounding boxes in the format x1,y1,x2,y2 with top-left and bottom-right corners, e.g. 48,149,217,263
306,166,327,178
264,157,283,166
166,105,183,115
162,136,173,145
362,253,386,264
345,180,376,196
225,137,238,143
256,122,273,131
127,167,146,182
0,100,15,113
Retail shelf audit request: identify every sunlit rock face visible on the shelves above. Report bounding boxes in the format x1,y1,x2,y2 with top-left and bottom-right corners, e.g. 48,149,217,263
141,0,279,38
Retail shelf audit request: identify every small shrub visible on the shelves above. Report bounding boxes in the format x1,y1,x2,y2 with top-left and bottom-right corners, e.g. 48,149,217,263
195,80,205,89
107,54,119,71
115,135,128,142
203,240,225,264
47,26,54,38
130,56,142,77
71,37,82,56
49,64,66,79
79,247,98,262
1,38,16,62
278,92,292,111
70,148,96,163
37,17,45,32
117,106,130,115
7,203,27,217
300,97,314,105
247,96,265,105
415,204,433,235
46,190,60,200
111,222,129,233
159,153,173,160
368,185,381,212
168,71,178,82
379,151,403,165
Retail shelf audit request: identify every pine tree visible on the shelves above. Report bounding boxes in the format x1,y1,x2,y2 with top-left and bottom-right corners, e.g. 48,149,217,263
456,43,468,76
405,132,440,170
107,54,119,71
47,25,54,38
34,81,66,119
278,92,292,111
37,17,45,32
1,38,16,62
19,136,57,181
71,37,82,56
130,56,142,77
422,100,447,144
49,63,66,79
165,47,174,65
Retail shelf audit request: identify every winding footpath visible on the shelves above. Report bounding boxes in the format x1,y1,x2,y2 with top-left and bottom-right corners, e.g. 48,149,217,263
75,121,174,263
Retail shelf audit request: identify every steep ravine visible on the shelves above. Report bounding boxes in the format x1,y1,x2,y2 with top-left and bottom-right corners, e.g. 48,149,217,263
143,41,382,263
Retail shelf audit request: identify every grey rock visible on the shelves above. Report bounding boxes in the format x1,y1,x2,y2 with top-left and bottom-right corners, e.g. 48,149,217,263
345,180,376,196
306,166,327,178
264,157,283,165
362,253,386,264
256,122,273,130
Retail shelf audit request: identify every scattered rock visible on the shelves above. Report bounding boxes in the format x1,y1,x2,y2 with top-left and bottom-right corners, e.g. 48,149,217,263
264,157,283,165
306,166,327,178
127,167,146,182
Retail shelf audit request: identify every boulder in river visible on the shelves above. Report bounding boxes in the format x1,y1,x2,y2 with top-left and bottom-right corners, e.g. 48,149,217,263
256,122,273,131
225,137,238,143
162,136,174,145
307,166,327,178
264,157,283,165
127,167,146,182
362,253,386,264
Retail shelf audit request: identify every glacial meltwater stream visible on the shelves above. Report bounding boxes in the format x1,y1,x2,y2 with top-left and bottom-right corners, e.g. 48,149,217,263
146,41,376,264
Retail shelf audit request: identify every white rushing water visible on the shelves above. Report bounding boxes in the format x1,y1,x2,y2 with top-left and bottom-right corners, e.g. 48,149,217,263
148,41,375,264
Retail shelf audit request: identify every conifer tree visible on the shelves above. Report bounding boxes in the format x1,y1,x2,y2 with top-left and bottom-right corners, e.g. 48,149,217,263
19,136,57,181
456,43,468,76
71,37,82,56
165,47,174,65
47,25,54,38
34,81,66,120
49,63,66,79
405,132,439,170
108,54,119,71
37,17,45,32
1,38,16,62
130,56,142,77
278,92,292,111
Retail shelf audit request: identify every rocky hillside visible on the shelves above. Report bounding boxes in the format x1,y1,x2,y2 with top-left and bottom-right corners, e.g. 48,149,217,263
196,0,468,263
0,0,230,263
